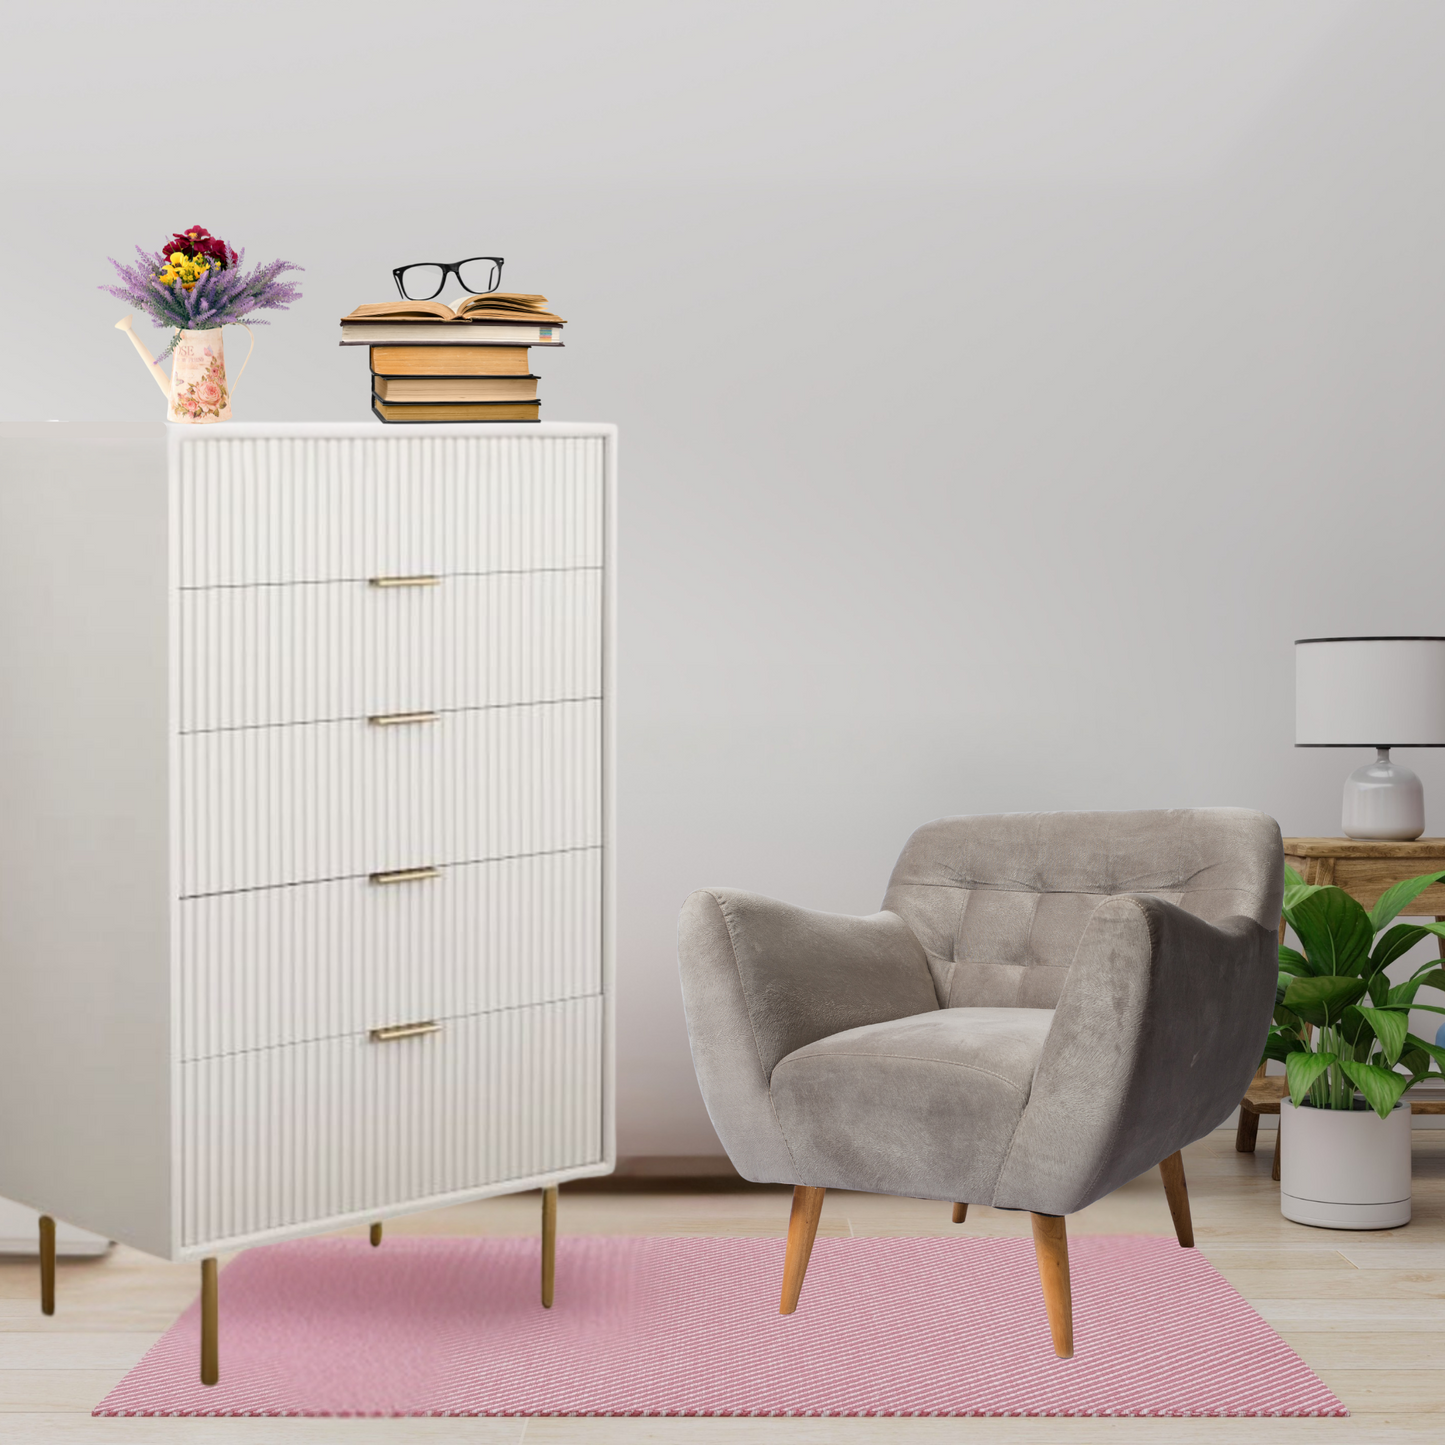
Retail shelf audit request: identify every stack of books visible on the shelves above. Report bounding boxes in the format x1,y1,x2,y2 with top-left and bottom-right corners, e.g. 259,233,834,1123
340,293,565,422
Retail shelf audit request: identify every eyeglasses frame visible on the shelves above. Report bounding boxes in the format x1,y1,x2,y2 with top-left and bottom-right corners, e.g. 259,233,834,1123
392,256,506,301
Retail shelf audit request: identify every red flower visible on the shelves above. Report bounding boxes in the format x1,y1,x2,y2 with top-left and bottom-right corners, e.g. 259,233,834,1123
161,225,237,270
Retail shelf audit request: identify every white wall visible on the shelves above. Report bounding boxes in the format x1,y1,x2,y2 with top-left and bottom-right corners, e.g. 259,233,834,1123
4,1,1444,1159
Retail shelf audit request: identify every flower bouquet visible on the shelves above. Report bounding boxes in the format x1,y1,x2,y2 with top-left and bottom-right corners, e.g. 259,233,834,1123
103,226,302,422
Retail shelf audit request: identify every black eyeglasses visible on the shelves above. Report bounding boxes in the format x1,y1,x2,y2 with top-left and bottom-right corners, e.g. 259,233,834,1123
393,256,504,301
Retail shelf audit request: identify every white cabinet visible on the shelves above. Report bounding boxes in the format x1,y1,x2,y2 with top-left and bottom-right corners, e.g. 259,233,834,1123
0,422,615,1267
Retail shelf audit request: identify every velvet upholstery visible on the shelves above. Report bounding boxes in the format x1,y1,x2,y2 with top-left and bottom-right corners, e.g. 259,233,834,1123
677,809,1283,1214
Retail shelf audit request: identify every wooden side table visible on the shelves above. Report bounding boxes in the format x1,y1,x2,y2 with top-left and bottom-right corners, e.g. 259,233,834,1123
1238,837,1445,1179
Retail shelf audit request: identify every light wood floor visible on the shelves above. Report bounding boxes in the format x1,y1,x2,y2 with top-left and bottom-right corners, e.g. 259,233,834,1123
3,1127,1443,1442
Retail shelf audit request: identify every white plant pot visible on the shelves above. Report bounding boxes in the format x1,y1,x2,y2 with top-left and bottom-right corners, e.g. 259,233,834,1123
1279,1098,1411,1229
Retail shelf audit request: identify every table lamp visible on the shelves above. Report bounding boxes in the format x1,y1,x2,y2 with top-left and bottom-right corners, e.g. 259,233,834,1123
1295,636,1445,840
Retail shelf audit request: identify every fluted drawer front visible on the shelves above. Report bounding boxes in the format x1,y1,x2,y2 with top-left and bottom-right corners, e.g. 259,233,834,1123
178,435,604,586
181,569,603,731
180,699,601,896
181,995,604,1249
181,847,602,1059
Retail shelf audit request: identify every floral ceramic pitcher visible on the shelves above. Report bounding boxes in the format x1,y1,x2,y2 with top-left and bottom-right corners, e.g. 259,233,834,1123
167,326,253,424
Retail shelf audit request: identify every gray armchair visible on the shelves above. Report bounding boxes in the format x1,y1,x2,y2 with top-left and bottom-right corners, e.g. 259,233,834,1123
677,808,1283,1357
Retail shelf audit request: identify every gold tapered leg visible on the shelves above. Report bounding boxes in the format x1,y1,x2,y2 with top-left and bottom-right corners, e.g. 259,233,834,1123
780,1186,826,1315
1158,1150,1195,1248
38,1215,55,1316
541,1185,557,1309
200,1258,219,1386
370,1222,382,1247
951,1203,968,1224
1030,1213,1074,1359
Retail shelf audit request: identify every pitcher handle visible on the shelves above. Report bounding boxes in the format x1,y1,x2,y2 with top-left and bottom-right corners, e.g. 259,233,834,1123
224,323,256,397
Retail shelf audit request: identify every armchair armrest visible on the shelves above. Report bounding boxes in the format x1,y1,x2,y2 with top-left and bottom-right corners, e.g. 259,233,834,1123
677,888,938,1183
993,893,1277,1216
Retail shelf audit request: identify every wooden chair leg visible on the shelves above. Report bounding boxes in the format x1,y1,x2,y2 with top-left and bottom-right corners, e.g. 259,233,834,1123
780,1186,825,1315
1030,1213,1073,1359
200,1257,218,1386
1158,1150,1195,1248
951,1203,968,1224
1271,1126,1282,1183
369,1222,382,1247
1235,1106,1260,1153
541,1185,558,1309
38,1215,55,1316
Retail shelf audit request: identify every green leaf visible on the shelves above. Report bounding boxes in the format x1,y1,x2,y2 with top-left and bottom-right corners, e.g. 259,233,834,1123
1371,924,1430,972
1272,1002,1304,1029
1354,1006,1410,1064
1367,971,1391,1007
1282,974,1368,1027
1405,1032,1445,1072
1277,946,1315,978
1284,863,1306,889
1288,887,1375,977
1286,1050,1336,1103
1388,978,1425,1008
1369,870,1445,931
1337,1059,1411,1119
1262,1033,1306,1064
1408,967,1445,993
1402,1047,1433,1079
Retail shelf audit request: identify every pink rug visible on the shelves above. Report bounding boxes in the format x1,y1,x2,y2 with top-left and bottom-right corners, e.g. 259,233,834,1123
95,1234,1344,1418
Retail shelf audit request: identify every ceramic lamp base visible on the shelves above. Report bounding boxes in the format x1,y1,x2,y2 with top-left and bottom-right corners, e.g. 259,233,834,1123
1342,748,1425,841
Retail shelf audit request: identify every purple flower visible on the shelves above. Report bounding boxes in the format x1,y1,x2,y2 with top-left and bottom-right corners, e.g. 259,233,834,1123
102,241,303,349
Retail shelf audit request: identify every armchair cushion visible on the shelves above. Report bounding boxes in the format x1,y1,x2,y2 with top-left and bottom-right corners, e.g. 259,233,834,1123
771,1007,1055,1203
677,888,939,1182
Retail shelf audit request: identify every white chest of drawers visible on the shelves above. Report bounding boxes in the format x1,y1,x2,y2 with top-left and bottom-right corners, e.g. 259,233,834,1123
0,421,615,1265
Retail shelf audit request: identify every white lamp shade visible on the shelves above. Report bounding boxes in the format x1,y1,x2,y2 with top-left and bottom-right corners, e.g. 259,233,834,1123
1296,637,1445,747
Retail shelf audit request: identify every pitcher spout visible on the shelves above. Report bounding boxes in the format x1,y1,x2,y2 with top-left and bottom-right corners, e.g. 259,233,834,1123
114,315,172,397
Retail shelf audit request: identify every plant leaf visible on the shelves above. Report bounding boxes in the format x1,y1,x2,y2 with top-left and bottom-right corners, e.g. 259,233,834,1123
1286,1050,1336,1103
1367,971,1391,1006
1408,967,1445,992
1273,1002,1304,1029
1288,887,1375,977
1371,924,1430,972
1354,1006,1410,1064
1262,1032,1307,1064
1277,946,1315,978
1388,978,1425,1008
1402,1046,1432,1079
1337,1058,1411,1118
1406,1032,1445,1071
1284,863,1306,888
1369,870,1445,930
1282,974,1368,1027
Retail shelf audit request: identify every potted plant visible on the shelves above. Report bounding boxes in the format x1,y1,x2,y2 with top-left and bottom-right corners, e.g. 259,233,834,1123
1263,867,1445,1227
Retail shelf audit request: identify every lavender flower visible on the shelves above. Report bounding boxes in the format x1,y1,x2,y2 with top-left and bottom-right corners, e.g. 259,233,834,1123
103,241,303,355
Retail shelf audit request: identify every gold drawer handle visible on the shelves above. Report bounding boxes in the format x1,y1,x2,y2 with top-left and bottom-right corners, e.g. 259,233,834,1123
368,711,439,727
369,1020,442,1043
369,866,441,885
369,575,441,588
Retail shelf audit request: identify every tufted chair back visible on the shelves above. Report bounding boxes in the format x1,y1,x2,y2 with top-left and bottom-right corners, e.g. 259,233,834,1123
881,808,1284,1010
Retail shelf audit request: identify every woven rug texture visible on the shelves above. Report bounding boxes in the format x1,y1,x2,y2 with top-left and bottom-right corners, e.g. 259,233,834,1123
94,1233,1346,1418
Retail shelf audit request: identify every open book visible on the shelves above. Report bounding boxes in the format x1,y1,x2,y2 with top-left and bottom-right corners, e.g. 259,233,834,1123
342,293,565,325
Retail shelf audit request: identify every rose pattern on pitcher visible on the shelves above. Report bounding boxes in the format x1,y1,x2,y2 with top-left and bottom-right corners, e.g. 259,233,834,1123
171,350,230,421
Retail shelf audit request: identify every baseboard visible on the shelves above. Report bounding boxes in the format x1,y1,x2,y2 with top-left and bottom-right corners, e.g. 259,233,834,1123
567,1155,775,1192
